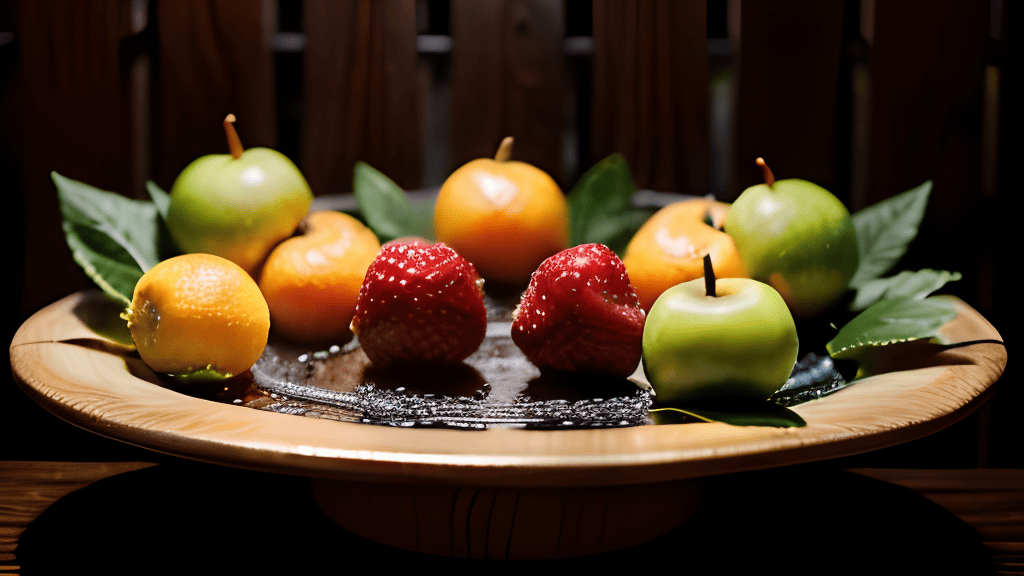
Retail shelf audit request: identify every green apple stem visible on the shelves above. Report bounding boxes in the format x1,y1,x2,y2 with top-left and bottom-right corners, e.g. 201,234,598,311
494,136,514,163
703,254,717,297
223,114,244,160
756,157,775,188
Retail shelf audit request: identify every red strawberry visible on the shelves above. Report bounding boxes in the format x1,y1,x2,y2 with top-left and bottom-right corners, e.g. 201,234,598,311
511,243,646,378
351,241,486,367
382,236,432,249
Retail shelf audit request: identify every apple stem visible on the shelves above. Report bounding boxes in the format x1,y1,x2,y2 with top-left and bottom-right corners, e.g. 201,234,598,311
223,114,244,160
703,254,717,297
756,157,775,188
494,136,514,163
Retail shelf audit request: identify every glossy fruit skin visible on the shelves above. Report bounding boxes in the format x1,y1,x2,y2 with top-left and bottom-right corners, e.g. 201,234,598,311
126,253,270,379
434,158,569,285
350,241,487,367
642,278,798,403
382,236,431,249
623,199,748,312
258,211,381,344
724,179,858,318
166,148,314,275
512,244,646,378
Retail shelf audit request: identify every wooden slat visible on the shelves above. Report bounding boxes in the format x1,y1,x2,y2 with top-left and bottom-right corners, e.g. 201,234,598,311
855,0,987,210
854,0,988,308
302,0,421,194
728,0,846,198
451,0,564,186
15,0,147,318
154,0,277,190
591,0,707,193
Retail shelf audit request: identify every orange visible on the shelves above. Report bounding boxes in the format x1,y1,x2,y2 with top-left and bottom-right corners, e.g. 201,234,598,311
622,198,748,311
257,210,381,344
125,253,270,380
434,137,569,285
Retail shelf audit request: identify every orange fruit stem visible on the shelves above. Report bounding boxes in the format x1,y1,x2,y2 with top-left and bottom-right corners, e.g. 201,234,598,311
494,136,514,163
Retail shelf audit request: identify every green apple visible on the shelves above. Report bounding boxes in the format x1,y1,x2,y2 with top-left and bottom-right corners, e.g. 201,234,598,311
166,115,313,275
724,158,858,318
642,256,799,403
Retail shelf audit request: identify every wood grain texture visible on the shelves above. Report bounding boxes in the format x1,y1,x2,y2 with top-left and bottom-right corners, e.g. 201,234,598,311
9,290,1006,492
852,468,1024,572
591,0,707,193
15,0,148,318
0,461,155,568
451,0,564,185
727,0,846,198
154,0,277,190
301,0,421,194
312,476,702,559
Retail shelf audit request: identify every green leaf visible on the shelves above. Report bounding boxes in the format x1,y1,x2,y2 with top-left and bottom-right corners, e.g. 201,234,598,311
353,162,417,242
408,197,437,241
567,153,640,253
145,180,182,259
583,208,654,255
54,172,163,305
166,366,234,383
849,181,931,287
650,403,806,428
146,180,171,219
826,296,957,361
850,268,962,311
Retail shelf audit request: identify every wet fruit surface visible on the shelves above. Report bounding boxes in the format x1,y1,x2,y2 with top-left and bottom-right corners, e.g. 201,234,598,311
350,241,487,367
512,243,646,378
125,253,270,379
258,210,381,344
623,199,747,311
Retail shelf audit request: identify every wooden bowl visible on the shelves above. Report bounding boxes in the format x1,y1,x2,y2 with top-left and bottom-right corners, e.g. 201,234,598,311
10,291,1006,559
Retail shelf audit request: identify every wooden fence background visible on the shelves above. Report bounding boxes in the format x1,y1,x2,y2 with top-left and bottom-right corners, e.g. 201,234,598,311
1,0,1019,466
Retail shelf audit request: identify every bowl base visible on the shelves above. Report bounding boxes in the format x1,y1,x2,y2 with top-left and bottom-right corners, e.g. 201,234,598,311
310,477,704,559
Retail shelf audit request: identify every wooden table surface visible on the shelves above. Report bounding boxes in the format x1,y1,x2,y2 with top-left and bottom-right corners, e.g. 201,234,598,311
1,460,1021,574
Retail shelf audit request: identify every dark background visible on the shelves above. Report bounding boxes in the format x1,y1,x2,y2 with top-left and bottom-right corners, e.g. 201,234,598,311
2,0,1019,468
